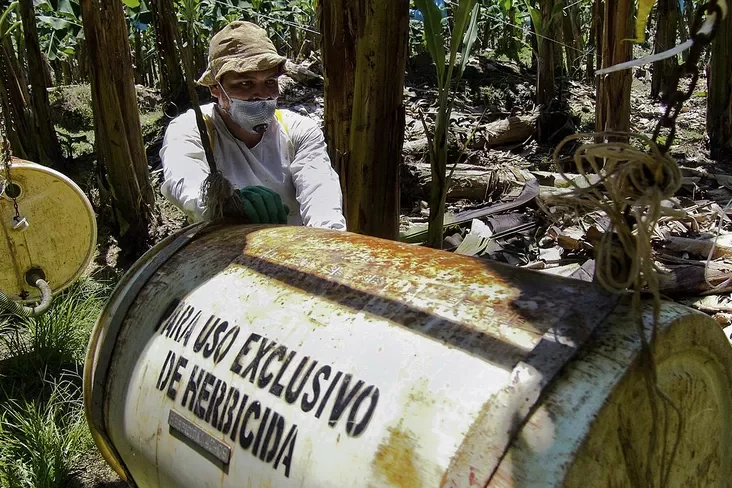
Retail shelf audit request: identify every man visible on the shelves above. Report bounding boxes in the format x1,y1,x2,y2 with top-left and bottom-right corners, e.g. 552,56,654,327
160,21,346,230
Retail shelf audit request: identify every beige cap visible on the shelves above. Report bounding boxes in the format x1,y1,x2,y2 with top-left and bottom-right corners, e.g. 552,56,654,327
197,21,286,86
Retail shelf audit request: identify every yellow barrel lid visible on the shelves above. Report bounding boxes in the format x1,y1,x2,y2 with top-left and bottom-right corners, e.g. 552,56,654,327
1,159,96,302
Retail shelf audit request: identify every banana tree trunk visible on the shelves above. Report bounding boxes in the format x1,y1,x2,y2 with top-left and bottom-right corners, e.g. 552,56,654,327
321,0,409,240
134,27,145,85
289,23,298,60
678,0,693,61
80,0,156,257
596,0,633,133
18,0,62,168
562,1,584,78
0,54,27,160
321,3,356,224
594,0,603,72
536,0,556,106
707,7,732,158
76,39,88,83
0,37,35,161
650,0,679,99
12,25,29,93
552,14,564,77
426,111,449,248
149,41,159,87
195,38,207,79
586,0,601,80
536,0,557,141
61,60,72,84
150,0,186,105
51,59,62,85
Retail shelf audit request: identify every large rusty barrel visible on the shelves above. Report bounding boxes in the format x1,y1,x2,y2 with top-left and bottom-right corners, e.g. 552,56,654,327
84,223,732,488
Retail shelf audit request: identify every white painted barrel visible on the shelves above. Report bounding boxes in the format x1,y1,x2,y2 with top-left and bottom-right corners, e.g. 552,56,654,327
84,223,732,488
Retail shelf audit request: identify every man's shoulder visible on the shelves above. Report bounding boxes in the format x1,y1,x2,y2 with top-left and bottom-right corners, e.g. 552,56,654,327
170,103,217,127
277,108,321,133
164,103,217,140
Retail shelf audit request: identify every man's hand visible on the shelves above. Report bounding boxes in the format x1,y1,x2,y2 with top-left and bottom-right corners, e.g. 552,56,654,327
235,186,289,224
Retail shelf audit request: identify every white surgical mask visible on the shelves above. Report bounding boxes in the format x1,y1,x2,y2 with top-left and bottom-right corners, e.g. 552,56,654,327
217,82,277,134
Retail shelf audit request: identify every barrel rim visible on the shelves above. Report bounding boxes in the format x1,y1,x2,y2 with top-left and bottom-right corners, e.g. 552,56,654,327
83,221,211,482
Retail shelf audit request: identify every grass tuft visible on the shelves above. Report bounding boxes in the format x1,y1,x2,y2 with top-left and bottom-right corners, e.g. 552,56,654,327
1,279,108,378
0,277,111,488
0,375,93,488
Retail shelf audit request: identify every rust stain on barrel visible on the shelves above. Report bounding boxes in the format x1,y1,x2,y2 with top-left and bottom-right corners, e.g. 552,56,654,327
240,227,525,321
373,426,421,488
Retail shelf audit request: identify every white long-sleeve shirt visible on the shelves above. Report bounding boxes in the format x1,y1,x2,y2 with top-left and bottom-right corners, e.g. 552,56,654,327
160,103,346,230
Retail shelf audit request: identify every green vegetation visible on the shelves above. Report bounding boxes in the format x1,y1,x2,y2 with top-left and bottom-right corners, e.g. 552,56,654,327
413,0,482,247
48,84,164,160
0,384,94,488
0,279,110,488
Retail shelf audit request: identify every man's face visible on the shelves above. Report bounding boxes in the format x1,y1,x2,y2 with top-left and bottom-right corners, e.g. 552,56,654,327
212,67,280,110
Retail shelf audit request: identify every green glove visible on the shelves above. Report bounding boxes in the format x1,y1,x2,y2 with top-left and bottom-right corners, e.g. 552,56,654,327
235,186,289,224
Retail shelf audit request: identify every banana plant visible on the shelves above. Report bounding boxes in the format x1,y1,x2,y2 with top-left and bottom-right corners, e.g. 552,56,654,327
176,0,212,73
0,2,21,41
0,2,35,160
523,0,564,55
474,0,524,63
34,0,83,69
413,0,481,248
496,0,522,62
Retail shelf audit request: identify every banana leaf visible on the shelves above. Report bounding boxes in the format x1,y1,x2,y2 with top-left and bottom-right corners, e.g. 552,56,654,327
414,0,446,86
